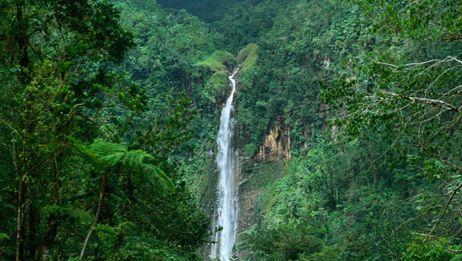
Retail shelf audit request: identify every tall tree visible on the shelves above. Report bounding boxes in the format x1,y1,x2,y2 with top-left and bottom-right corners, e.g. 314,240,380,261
0,0,132,259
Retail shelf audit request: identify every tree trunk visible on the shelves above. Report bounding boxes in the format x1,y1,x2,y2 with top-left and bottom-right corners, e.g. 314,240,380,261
16,0,30,256
80,174,107,260
38,219,58,261
28,197,38,259
15,0,30,258
16,170,25,261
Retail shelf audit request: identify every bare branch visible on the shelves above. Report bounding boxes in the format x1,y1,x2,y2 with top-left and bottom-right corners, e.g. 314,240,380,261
380,91,460,112
367,57,399,68
429,181,462,235
448,56,462,65
369,56,462,70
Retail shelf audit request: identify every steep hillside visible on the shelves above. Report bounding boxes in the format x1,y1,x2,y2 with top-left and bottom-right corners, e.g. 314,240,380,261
198,0,462,259
1,0,461,260
157,0,241,22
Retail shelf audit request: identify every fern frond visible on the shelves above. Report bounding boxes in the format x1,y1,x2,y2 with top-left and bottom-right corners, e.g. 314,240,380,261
142,165,175,192
75,141,175,192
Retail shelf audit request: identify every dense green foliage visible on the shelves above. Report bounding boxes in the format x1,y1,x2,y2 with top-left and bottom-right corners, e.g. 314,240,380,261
0,0,217,259
219,0,462,259
1,0,462,260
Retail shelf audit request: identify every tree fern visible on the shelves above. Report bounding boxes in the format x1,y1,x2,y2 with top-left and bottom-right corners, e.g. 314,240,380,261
77,141,174,191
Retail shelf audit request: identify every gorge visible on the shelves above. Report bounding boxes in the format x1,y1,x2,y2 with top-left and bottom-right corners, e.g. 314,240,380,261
0,0,461,260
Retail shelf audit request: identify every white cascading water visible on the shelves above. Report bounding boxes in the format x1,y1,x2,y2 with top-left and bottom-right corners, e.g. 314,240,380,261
211,67,240,261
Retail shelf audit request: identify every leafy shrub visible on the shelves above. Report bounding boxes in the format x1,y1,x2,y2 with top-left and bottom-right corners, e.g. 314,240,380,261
402,235,454,261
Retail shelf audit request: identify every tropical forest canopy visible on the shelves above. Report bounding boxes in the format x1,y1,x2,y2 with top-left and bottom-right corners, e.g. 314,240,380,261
0,0,461,260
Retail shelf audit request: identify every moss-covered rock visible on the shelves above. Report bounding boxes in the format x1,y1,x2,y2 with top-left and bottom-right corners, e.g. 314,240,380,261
236,43,258,74
195,50,236,73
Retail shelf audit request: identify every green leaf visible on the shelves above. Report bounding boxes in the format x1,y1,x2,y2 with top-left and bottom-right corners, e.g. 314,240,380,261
75,141,175,192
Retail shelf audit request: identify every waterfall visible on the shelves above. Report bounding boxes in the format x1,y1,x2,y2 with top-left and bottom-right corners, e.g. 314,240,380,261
211,67,240,261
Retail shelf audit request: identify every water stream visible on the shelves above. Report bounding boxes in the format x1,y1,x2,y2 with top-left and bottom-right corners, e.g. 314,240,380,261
211,67,240,261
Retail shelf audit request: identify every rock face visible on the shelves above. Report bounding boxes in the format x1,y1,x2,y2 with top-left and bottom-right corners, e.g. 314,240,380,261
236,178,260,259
235,159,285,259
257,124,291,161
232,119,292,258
